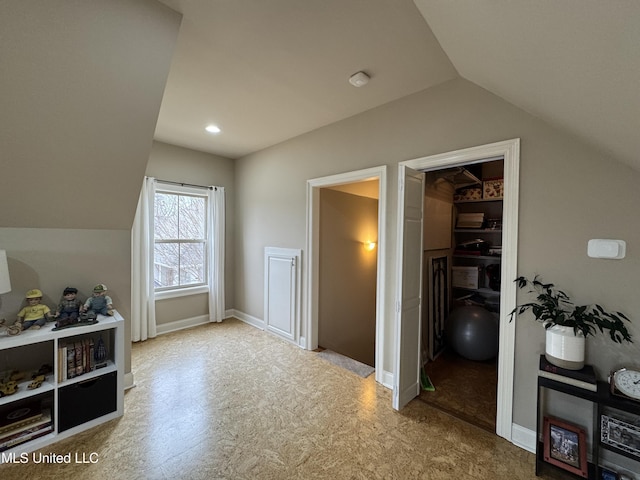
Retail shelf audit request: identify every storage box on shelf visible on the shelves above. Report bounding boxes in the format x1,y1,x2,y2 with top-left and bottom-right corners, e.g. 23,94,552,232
482,177,504,200
0,311,124,458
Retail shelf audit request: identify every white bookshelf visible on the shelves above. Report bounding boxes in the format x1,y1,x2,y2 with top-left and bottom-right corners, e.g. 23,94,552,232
0,311,124,459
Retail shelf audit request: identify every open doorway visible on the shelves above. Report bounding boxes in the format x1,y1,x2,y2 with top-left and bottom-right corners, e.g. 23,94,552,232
317,181,379,367
419,159,503,432
305,166,388,384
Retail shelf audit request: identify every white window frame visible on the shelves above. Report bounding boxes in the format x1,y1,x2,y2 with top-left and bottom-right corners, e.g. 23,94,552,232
153,183,210,300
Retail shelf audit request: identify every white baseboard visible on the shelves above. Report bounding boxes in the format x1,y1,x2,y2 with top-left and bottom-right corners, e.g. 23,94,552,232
511,423,536,453
233,309,305,347
154,310,236,336
379,370,394,390
124,371,135,390
155,314,209,335
232,309,265,330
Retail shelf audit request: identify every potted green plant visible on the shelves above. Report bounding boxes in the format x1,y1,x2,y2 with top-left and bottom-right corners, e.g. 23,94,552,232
509,275,632,370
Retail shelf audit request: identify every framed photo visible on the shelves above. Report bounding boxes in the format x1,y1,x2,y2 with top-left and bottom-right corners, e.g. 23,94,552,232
543,416,588,478
601,414,640,460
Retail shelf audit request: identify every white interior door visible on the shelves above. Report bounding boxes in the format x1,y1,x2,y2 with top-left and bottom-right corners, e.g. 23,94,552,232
393,165,424,410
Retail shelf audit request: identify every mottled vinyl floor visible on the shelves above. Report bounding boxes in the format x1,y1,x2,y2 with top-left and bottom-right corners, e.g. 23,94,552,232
1,318,571,479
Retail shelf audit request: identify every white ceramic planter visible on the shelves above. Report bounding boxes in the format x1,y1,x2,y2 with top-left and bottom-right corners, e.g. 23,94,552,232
545,324,585,370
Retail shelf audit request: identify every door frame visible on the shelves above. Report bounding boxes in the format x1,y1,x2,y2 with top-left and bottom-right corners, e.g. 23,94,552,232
305,166,387,384
397,138,520,441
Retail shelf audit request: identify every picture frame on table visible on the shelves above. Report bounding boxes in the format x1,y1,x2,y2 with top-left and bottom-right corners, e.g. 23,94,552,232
543,416,588,478
600,414,640,460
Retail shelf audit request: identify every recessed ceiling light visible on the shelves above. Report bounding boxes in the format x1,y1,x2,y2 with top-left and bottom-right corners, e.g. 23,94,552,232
205,124,221,134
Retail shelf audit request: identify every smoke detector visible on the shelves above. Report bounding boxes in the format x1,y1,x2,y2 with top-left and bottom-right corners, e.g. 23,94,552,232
348,71,370,87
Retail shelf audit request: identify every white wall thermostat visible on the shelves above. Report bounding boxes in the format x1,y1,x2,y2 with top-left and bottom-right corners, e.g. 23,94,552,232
587,239,626,259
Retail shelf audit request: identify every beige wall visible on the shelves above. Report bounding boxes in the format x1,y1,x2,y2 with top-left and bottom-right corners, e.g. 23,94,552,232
146,141,235,326
0,0,180,230
234,77,640,431
318,189,378,367
0,0,180,381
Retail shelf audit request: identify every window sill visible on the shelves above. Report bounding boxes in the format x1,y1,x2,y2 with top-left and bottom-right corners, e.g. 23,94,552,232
155,285,209,301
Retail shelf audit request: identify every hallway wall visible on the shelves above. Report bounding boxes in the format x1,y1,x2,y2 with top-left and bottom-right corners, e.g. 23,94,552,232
318,189,378,366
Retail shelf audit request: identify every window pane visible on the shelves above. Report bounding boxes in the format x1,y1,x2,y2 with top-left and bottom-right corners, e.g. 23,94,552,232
179,243,205,285
154,243,179,288
155,193,179,240
179,195,205,240
153,188,208,291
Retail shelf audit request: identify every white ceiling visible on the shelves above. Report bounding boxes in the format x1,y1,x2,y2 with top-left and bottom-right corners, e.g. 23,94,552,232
155,0,640,170
327,179,380,200
154,0,457,158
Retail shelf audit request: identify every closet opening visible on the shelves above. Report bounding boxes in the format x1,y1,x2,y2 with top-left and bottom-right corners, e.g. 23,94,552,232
418,157,504,433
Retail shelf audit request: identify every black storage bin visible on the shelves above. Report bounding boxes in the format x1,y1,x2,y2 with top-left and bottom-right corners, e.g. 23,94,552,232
58,372,117,432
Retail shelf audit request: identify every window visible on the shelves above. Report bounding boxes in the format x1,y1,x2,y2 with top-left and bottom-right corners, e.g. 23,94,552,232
153,185,208,293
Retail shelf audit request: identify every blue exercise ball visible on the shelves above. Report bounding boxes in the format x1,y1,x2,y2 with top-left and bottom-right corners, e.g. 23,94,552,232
446,306,499,361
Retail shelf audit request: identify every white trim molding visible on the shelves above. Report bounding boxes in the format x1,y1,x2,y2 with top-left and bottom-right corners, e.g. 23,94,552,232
124,372,135,390
232,309,265,330
154,284,209,301
155,314,209,335
511,424,536,453
380,370,394,390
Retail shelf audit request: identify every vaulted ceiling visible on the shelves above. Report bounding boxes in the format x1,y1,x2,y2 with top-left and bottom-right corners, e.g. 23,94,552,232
2,1,638,230
155,0,640,171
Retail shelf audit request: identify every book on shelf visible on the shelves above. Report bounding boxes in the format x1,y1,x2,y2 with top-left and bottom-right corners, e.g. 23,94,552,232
538,354,597,392
61,337,98,381
67,343,76,380
61,344,68,382
0,413,44,437
0,409,51,444
0,401,42,432
0,422,53,452
74,341,83,376
88,337,95,372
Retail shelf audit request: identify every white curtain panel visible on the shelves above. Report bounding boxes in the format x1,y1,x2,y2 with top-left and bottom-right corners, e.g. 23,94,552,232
131,176,157,342
208,186,225,322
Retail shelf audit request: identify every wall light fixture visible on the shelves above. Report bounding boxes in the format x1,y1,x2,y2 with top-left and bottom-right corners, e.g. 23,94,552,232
364,241,376,251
